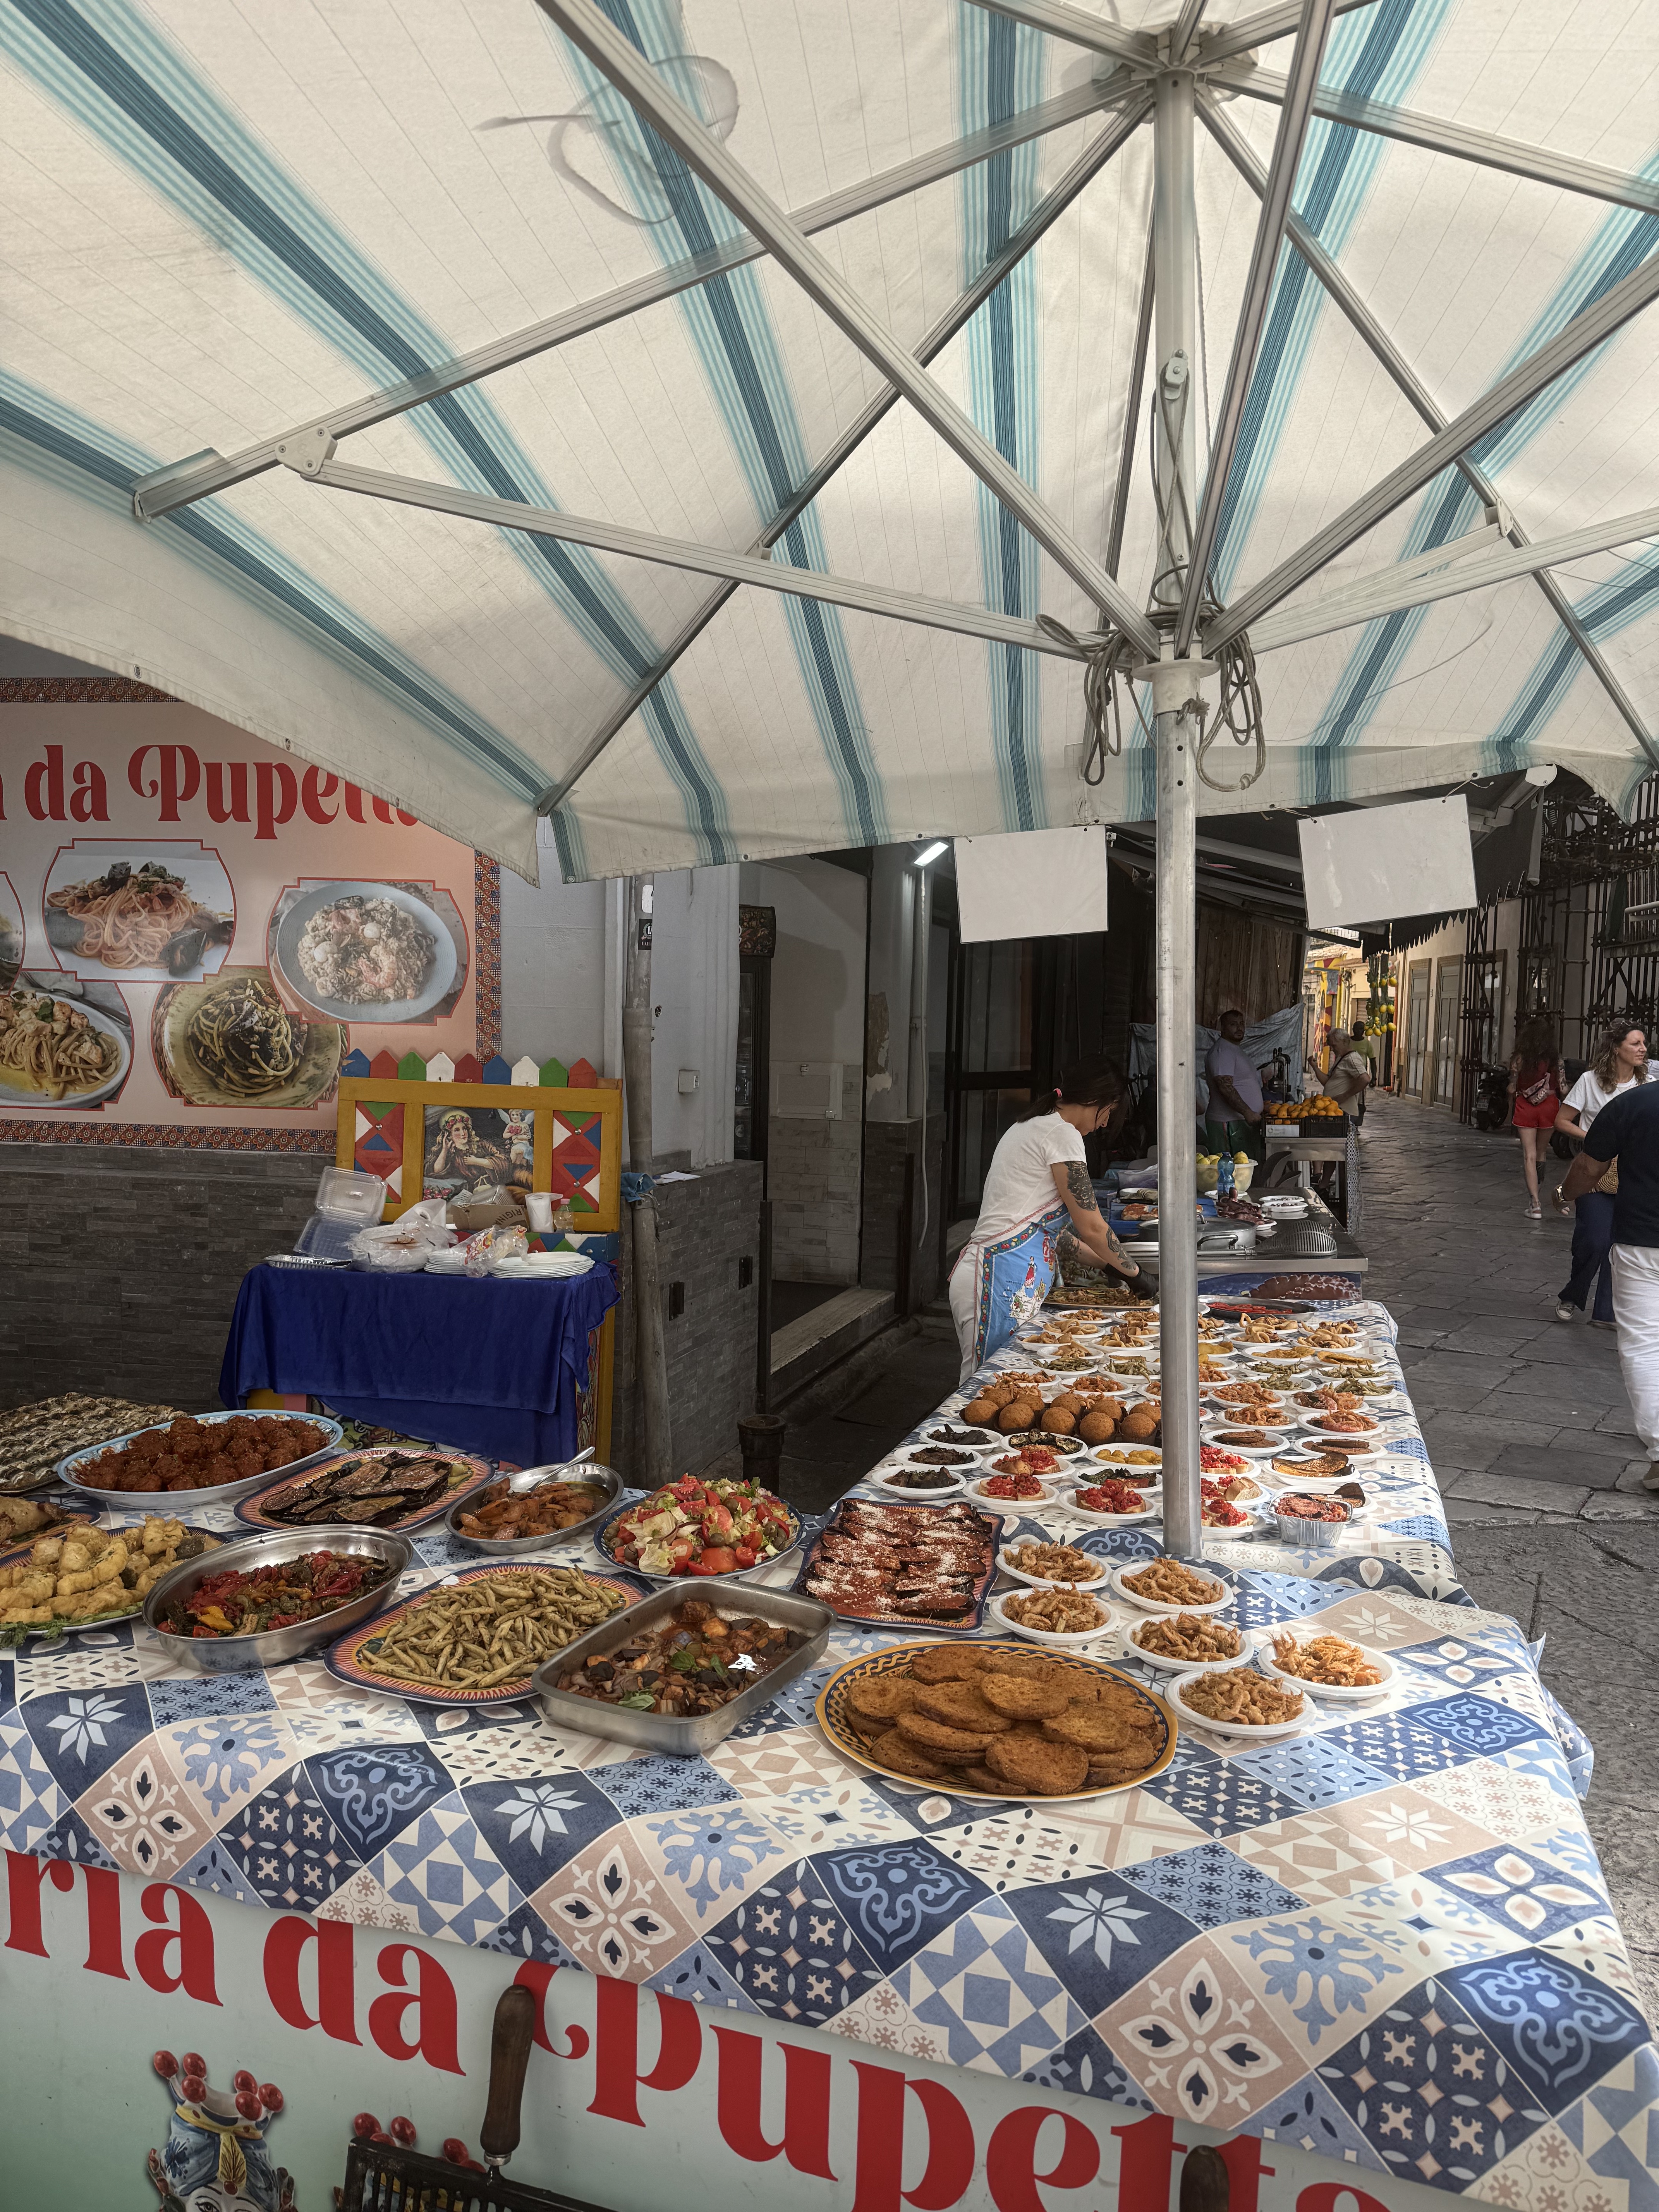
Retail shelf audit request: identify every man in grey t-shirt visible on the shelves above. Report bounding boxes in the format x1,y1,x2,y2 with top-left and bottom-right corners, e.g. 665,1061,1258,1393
1204,1009,1266,1161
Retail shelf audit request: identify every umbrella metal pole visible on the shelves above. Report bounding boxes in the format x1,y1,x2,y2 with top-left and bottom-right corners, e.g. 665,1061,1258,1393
1153,695,1203,1559
1150,63,1205,1561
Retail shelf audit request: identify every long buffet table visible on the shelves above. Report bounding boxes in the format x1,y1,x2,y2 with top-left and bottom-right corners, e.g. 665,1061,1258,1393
2,1298,1651,2212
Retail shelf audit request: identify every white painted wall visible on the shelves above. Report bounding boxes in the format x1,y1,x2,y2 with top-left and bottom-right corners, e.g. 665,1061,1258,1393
497,819,608,1072
499,831,739,1170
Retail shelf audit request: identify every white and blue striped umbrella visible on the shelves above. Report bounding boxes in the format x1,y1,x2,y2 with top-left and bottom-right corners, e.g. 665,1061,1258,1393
3,0,1657,881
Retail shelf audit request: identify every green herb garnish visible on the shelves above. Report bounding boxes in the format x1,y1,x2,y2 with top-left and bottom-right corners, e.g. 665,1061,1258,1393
618,1691,656,1710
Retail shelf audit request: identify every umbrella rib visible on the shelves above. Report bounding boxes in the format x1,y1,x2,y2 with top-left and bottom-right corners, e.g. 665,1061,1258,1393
1204,245,1659,651
130,71,1139,521
968,0,1156,64
534,0,1160,658
1200,0,1378,67
286,452,1092,665
540,98,1153,816
1106,218,1157,580
1223,64,1659,218
1174,0,1336,654
1199,91,1659,768
1168,0,1211,65
1250,506,1659,647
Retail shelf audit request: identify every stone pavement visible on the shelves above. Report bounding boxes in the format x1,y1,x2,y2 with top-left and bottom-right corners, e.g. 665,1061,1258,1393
1361,1089,1659,1523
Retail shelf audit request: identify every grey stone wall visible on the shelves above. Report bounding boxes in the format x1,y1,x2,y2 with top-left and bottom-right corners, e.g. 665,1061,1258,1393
766,1060,863,1282
610,1159,765,1480
0,1143,320,1410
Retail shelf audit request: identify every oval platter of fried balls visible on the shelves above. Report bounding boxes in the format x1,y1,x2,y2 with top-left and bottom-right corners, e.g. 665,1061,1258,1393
959,1374,1160,1448
819,1641,1173,1800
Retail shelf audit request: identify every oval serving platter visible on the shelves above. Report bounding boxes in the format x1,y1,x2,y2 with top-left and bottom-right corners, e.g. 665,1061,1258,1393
323,1559,639,1705
234,1445,492,1534
816,1639,1177,1804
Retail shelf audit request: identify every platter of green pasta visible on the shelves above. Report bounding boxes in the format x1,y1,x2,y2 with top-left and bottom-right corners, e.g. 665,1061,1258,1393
324,1561,635,1705
152,966,342,1109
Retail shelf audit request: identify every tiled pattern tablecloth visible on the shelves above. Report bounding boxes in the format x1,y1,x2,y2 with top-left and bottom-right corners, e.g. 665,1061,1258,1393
1,1301,1652,2210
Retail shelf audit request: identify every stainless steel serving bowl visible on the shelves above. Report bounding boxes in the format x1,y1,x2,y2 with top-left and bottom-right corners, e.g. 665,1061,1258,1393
60,1410,344,1509
532,1582,833,1755
141,1525,412,1671
445,1460,623,1554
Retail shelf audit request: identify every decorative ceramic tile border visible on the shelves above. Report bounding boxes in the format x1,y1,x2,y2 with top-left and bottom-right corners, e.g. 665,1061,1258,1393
0,1120,334,1151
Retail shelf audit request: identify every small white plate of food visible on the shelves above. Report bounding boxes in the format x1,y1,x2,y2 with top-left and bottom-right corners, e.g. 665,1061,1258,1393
1169,1667,1308,1740
1257,1627,1395,1702
988,1586,1117,1646
1127,1611,1252,1673
1061,1475,1161,1527
997,1538,1112,1590
969,1468,1068,1515
1201,1422,1296,1461
1111,1556,1231,1616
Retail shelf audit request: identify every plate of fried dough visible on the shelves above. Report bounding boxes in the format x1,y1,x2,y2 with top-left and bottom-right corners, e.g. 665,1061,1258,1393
816,1639,1177,1802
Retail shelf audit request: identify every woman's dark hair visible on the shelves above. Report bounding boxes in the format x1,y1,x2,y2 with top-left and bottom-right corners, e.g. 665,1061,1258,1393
1592,1020,1649,1091
1017,1056,1127,1122
1513,1013,1558,1072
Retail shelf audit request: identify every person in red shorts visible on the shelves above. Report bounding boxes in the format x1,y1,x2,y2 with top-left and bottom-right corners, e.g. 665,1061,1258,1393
1507,1013,1568,1219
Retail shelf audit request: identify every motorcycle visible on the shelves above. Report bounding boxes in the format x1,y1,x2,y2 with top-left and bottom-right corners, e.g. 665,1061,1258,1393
1472,1064,1511,1131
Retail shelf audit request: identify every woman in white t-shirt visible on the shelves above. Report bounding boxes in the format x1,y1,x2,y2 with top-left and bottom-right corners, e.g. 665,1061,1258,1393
949,1059,1142,1383
1553,1020,1648,1325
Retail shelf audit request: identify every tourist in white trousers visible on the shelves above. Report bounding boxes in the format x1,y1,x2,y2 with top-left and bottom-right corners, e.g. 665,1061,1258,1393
1560,1082,1659,1490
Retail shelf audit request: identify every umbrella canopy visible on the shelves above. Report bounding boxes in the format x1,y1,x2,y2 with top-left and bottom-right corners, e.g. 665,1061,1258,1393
3,0,1657,885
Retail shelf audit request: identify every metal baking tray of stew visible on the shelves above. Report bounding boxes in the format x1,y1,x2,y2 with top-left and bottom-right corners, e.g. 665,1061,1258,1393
532,1583,833,1756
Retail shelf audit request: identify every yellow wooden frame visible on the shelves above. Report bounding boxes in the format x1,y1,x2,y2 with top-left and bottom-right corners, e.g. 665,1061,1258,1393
335,1077,622,1228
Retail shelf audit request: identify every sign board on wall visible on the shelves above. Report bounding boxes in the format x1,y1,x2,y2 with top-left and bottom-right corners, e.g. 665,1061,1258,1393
0,703,496,1144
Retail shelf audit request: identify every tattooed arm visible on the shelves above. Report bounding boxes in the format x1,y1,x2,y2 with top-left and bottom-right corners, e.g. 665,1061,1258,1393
1051,1160,1139,1277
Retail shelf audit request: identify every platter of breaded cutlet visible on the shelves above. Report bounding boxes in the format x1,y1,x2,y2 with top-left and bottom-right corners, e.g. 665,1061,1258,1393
816,1639,1176,1802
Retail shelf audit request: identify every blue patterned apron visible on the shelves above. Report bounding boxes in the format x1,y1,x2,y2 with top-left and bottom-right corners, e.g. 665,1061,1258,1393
957,1203,1070,1370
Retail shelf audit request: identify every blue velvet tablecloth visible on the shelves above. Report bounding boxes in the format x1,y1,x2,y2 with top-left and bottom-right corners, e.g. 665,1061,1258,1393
218,1260,619,1465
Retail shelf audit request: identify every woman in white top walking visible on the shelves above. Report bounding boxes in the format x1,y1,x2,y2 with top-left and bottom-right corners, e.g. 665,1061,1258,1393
1554,1020,1648,1325
949,1058,1142,1385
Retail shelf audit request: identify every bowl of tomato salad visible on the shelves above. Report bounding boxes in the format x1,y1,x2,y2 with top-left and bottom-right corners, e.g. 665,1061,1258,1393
143,1527,412,1672
596,1474,802,1582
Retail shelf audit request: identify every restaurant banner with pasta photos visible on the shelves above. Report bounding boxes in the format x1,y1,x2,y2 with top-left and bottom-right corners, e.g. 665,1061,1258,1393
0,704,481,1133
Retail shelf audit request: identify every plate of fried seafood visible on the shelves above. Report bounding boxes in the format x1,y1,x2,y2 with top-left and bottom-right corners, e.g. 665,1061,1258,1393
1111,1556,1231,1616
988,1585,1116,1646
1168,1667,1307,1740
1257,1628,1393,1700
817,1640,1175,1802
997,1539,1110,1589
1127,1611,1250,1673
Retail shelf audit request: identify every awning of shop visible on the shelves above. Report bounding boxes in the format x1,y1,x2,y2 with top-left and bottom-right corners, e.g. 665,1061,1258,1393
3,0,1657,884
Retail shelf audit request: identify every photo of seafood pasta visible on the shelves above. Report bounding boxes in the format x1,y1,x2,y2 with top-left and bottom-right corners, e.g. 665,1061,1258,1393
0,987,125,1103
44,852,232,978
296,891,435,1005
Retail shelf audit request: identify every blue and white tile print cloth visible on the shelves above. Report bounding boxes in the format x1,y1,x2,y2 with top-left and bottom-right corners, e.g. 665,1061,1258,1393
0,1297,1651,2210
